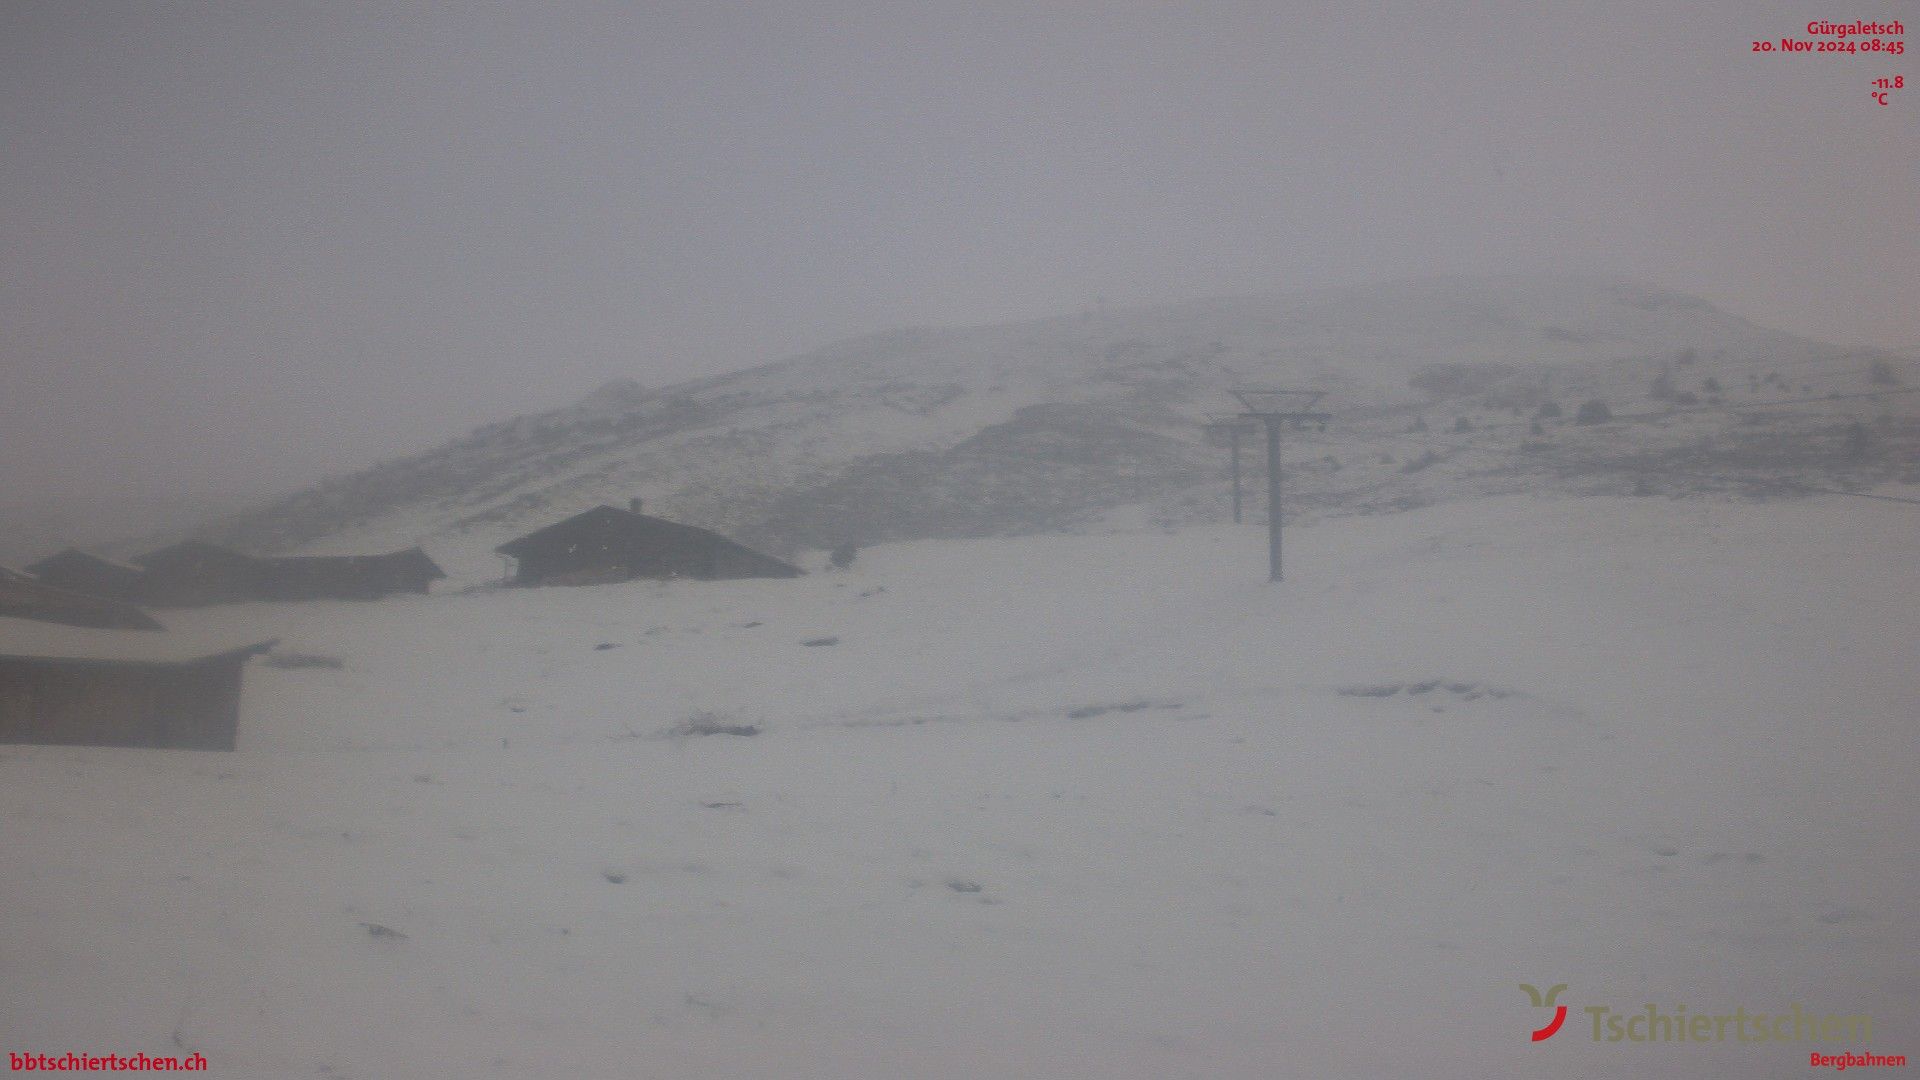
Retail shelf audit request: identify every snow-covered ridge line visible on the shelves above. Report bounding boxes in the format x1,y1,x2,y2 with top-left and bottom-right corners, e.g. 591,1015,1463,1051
170,275,1913,579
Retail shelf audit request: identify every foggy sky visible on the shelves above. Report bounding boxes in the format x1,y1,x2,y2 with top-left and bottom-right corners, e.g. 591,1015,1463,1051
2,0,1915,524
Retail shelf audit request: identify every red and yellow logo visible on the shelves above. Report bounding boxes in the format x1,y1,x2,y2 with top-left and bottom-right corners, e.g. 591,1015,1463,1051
1522,983,1569,1042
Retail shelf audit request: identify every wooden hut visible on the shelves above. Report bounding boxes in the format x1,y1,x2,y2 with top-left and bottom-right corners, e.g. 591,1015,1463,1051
0,616,274,750
131,541,263,608
496,501,801,586
23,548,146,602
0,571,165,631
255,547,445,601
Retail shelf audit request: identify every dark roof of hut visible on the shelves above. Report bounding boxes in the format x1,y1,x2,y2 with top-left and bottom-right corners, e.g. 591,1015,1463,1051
255,547,445,597
383,546,445,578
497,505,704,557
0,573,165,631
262,546,445,578
495,505,801,576
131,540,260,572
25,547,144,579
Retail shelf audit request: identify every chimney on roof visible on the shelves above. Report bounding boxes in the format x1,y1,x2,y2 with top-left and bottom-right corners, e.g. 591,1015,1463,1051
629,497,644,515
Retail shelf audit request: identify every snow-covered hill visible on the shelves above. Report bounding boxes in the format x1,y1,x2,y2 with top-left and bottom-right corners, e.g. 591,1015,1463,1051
5,495,1915,1077
194,276,1917,579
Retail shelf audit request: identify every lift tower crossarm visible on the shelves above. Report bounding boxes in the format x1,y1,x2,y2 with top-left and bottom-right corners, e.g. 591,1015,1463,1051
1228,389,1332,582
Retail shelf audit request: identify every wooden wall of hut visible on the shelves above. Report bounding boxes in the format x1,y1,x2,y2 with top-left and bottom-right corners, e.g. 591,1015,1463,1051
0,654,250,750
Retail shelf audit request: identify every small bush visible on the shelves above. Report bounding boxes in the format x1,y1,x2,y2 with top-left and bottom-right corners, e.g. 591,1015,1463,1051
1453,416,1474,433
1574,400,1613,425
1703,377,1722,394
670,711,760,738
828,541,858,570
1650,372,1676,400
1843,422,1874,462
1338,683,1403,697
1870,359,1902,386
1535,401,1562,419
1400,450,1443,474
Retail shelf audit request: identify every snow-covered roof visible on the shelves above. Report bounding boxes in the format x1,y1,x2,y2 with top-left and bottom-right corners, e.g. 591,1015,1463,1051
0,616,275,666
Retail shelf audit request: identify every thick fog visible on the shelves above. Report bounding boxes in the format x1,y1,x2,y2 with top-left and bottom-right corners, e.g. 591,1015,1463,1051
1,0,1914,535
3,6,1917,1077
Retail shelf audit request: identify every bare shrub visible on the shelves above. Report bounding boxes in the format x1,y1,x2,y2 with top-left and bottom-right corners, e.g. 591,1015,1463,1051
1574,400,1613,425
669,712,761,738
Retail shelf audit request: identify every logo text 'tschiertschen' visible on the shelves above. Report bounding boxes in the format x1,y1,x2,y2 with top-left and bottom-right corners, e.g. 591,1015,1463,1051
1583,1003,1869,1044
1521,984,1878,1047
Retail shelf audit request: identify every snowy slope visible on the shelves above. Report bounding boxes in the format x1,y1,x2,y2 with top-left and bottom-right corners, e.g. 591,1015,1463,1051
3,495,1914,1078
184,276,1918,579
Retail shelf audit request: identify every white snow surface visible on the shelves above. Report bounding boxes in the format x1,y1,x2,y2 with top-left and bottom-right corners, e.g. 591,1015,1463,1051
0,617,270,664
3,494,1915,1078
